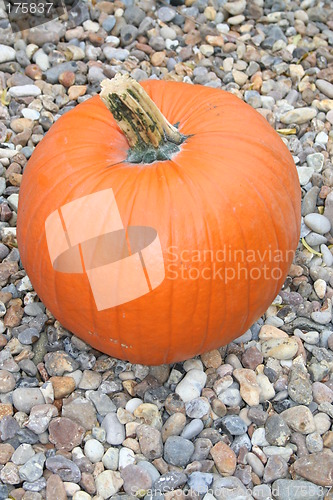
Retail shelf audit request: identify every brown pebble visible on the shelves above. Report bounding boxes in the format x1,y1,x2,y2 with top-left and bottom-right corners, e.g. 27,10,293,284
210,441,236,475
59,71,76,87
37,362,49,381
242,346,264,370
0,443,14,464
80,471,96,495
68,85,87,100
4,304,24,328
46,474,67,500
8,488,25,500
0,292,12,304
25,64,42,80
0,403,13,420
49,416,85,451
151,51,166,67
50,376,76,399
201,349,222,369
8,173,22,186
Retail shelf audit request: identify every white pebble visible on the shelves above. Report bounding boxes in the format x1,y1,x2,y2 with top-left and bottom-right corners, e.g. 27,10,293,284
297,166,314,186
84,439,104,463
22,109,40,120
125,398,143,414
304,213,331,234
314,278,327,299
8,85,41,98
175,369,207,402
320,244,333,267
0,44,16,63
118,447,135,469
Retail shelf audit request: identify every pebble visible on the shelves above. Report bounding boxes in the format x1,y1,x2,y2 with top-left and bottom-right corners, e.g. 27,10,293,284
304,213,331,234
287,363,313,404
0,45,16,63
101,413,125,445
281,406,316,434
95,471,123,498
175,369,207,402
272,479,325,500
121,464,152,496
233,368,260,406
164,436,194,467
281,108,317,124
12,388,44,413
210,441,236,476
46,455,81,483
49,416,85,450
8,85,41,98
265,414,291,446
19,452,46,482
84,439,105,463
316,79,333,99
11,443,34,465
261,338,298,359
292,450,333,486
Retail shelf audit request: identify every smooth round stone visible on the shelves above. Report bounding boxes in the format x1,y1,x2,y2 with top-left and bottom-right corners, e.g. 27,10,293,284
251,427,269,447
101,413,125,445
314,412,331,434
12,388,44,413
157,6,176,22
8,85,41,97
321,244,333,267
125,398,143,414
164,436,195,466
304,213,331,234
316,79,333,99
252,484,271,500
22,108,40,120
181,418,204,440
84,439,104,463
272,479,324,500
0,44,16,63
246,452,264,478
281,107,317,125
46,455,81,483
73,492,92,500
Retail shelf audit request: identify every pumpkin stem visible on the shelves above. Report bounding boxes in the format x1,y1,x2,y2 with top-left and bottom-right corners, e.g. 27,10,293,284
100,75,186,163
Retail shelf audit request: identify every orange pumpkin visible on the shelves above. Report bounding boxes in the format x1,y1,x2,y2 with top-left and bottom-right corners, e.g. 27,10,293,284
17,76,301,365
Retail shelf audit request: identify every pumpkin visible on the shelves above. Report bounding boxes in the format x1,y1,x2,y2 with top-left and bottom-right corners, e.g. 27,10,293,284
17,75,301,365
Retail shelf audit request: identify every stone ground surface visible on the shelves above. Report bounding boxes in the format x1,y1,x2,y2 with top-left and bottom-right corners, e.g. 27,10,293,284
0,0,333,499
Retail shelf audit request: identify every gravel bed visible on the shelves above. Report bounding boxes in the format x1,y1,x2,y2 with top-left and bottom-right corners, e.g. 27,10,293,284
0,0,333,499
